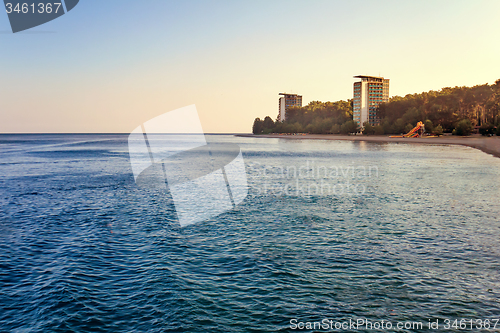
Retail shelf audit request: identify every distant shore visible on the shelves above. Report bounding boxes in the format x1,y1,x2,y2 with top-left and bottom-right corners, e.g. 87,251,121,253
236,133,500,159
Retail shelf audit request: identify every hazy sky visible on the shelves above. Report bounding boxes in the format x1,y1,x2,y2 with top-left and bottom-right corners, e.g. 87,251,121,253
1,0,499,133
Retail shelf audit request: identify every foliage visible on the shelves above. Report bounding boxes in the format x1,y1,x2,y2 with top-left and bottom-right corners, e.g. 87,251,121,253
424,119,434,133
284,100,353,127
251,79,500,136
262,116,274,130
252,118,263,134
378,80,500,133
330,124,341,134
433,124,443,136
404,123,414,134
251,100,353,134
362,122,375,135
374,125,384,135
391,118,406,134
340,120,360,134
479,123,495,136
454,119,474,136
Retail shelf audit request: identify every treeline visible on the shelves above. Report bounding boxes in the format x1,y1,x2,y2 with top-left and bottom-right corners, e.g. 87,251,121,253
252,79,500,136
378,80,500,135
252,100,359,135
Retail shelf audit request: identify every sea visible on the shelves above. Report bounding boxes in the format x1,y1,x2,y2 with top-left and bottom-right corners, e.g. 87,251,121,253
1,134,500,332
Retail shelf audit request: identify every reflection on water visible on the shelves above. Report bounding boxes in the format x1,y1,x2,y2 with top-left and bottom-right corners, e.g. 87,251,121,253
1,134,500,332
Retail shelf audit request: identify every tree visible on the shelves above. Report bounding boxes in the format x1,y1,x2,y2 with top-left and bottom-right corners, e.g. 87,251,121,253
372,81,499,132
404,123,414,134
252,118,264,134
292,122,303,133
362,121,375,135
424,119,434,133
479,123,495,136
330,124,341,134
493,79,500,125
374,125,384,135
250,79,500,136
381,119,392,134
305,124,314,133
392,118,406,134
340,120,360,134
262,116,275,133
433,124,444,136
454,119,473,136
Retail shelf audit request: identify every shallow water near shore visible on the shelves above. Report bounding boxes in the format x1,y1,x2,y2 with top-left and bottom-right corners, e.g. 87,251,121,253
1,134,500,332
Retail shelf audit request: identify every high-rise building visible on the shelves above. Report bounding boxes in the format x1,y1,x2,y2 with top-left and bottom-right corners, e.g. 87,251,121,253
278,93,302,122
353,75,389,126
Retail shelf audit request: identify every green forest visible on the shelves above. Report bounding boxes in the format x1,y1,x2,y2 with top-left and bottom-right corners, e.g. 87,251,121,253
252,79,500,136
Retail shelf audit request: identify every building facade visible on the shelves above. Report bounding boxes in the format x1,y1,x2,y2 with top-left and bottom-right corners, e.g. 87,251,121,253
278,93,302,122
353,75,389,126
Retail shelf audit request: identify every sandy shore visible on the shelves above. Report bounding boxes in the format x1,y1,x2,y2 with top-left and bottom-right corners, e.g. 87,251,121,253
237,133,500,159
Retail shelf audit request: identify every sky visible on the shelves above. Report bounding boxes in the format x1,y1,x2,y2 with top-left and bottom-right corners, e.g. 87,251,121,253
1,0,499,133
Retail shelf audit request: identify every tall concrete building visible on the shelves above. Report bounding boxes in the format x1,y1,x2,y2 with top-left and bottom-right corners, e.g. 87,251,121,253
353,75,389,126
278,93,302,122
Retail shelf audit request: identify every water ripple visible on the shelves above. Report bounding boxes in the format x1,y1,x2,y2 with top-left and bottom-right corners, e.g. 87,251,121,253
1,134,500,331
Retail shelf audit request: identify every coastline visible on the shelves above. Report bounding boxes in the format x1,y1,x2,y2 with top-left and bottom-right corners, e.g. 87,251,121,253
236,133,500,159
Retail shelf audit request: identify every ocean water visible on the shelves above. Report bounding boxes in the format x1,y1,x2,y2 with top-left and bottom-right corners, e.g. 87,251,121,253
1,134,500,332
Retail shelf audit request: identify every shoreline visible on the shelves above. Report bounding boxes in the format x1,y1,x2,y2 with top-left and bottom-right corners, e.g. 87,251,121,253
236,133,500,159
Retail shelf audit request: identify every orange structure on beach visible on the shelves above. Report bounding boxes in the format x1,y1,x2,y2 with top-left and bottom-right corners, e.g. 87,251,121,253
390,121,425,138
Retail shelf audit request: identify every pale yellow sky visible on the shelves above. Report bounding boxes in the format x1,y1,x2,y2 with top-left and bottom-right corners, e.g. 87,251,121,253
1,0,499,133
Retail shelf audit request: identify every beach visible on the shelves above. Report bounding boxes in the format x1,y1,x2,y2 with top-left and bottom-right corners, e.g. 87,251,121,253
238,134,500,159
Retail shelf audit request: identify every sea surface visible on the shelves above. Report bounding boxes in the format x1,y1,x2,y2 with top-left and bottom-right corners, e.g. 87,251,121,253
1,134,500,332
